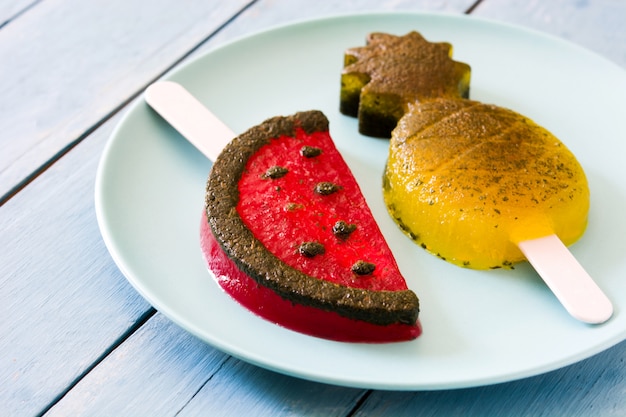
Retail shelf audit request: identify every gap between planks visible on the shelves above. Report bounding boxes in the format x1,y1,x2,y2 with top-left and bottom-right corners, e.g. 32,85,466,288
35,308,157,417
0,0,260,207
0,0,43,30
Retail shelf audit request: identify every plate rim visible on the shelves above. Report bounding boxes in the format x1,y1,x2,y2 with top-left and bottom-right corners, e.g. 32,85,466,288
95,10,626,390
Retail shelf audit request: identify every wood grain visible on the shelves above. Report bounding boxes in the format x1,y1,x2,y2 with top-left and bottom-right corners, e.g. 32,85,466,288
0,0,253,203
197,0,478,45
44,314,231,416
474,0,626,68
356,340,626,416
0,108,152,417
45,314,366,416
0,0,38,27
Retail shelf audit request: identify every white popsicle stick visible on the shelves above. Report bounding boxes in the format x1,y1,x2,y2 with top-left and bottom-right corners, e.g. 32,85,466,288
518,235,613,324
145,81,234,161
144,81,614,325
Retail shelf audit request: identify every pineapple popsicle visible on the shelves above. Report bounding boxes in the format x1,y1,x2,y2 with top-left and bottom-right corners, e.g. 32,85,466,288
383,98,612,323
383,98,588,269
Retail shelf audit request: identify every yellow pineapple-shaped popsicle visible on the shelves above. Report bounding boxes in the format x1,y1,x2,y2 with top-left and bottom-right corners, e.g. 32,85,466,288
383,98,589,270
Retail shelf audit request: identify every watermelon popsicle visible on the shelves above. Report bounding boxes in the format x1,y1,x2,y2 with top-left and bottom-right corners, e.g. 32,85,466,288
145,81,421,342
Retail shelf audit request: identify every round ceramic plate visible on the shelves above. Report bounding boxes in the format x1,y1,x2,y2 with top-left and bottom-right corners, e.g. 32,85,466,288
95,12,626,390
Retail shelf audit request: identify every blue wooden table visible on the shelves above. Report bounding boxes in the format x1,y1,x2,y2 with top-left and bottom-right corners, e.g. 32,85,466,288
2,1,625,415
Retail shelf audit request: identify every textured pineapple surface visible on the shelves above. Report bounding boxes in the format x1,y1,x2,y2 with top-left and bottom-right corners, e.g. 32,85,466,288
383,99,589,269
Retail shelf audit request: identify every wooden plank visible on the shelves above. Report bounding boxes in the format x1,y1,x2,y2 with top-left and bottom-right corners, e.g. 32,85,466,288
44,313,365,417
193,0,477,47
0,0,38,27
43,314,232,417
473,0,626,68
0,0,253,203
176,357,364,417
356,340,626,416
0,108,152,417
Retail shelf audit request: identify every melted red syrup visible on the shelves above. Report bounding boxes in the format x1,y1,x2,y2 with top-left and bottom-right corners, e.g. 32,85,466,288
201,215,421,343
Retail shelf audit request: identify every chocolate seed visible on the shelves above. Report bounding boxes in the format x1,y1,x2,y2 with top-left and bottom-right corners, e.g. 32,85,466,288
263,166,288,179
352,260,375,275
314,182,340,195
299,242,325,258
300,146,322,158
332,221,357,239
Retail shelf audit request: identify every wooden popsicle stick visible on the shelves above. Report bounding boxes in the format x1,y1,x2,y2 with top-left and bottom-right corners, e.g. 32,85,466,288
518,235,613,324
144,81,234,161
145,81,614,325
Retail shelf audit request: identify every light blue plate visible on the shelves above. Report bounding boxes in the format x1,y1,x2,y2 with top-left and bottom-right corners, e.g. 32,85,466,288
95,12,626,390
